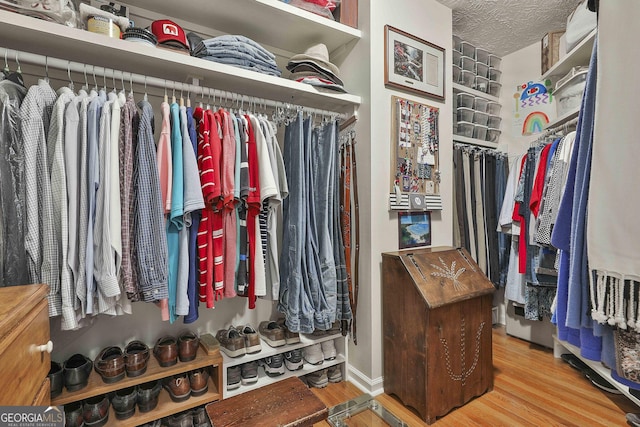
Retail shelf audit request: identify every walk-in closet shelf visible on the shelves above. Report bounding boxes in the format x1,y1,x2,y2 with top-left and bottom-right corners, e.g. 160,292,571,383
452,83,500,103
554,336,640,406
124,0,361,55
222,333,346,398
544,106,580,131
0,7,361,113
452,134,501,149
542,29,596,80
51,350,223,427
452,35,503,148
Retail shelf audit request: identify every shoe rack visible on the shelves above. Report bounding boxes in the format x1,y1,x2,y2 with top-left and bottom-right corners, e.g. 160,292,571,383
222,333,346,398
51,349,223,427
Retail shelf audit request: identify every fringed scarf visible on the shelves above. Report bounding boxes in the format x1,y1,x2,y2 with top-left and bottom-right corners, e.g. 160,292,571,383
588,2,640,330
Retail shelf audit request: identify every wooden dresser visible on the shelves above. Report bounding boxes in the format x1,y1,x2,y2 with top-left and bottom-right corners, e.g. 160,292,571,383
382,247,494,424
0,284,51,405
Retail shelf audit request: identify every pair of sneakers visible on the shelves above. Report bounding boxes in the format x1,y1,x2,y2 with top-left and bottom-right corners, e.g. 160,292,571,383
227,353,289,390
303,339,337,365
216,325,262,357
226,360,260,390
305,365,342,388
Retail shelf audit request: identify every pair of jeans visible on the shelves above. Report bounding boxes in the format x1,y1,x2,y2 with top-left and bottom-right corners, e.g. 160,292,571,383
196,44,276,64
279,113,334,333
197,35,275,60
200,56,281,77
279,112,314,333
311,121,342,325
199,52,278,70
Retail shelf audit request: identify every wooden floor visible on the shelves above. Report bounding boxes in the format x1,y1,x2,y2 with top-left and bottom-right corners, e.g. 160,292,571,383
311,326,639,427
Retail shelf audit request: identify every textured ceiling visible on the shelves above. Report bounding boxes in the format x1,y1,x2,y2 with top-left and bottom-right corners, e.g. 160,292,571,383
436,0,584,56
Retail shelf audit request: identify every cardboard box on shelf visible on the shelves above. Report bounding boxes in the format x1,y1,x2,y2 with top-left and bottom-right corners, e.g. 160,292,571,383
541,30,565,75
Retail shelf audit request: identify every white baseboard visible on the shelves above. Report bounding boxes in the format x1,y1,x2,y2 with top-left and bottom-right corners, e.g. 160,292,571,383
347,364,384,396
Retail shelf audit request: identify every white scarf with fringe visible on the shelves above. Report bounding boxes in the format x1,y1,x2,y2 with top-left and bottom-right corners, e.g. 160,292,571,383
588,2,640,330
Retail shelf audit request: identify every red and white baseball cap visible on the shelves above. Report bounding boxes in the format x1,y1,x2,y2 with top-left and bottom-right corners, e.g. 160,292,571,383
151,19,189,50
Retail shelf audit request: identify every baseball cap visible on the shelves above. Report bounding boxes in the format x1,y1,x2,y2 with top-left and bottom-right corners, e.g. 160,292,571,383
151,19,189,50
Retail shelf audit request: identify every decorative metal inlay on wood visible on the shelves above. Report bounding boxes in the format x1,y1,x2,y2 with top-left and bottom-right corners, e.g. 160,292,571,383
440,317,485,386
430,257,467,291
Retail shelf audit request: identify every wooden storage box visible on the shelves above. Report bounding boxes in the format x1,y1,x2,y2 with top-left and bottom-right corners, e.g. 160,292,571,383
381,247,494,424
541,30,565,74
335,0,358,28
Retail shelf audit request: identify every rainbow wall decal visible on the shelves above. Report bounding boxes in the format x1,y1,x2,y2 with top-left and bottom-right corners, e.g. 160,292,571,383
522,111,549,135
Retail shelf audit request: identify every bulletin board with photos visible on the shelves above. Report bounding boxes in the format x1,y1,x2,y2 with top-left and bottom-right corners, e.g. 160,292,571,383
390,95,440,210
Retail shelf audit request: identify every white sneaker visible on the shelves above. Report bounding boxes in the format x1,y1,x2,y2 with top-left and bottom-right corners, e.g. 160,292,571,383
303,343,324,365
321,339,337,361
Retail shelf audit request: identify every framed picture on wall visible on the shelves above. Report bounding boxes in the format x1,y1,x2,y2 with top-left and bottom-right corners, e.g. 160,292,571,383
398,211,432,249
384,25,445,101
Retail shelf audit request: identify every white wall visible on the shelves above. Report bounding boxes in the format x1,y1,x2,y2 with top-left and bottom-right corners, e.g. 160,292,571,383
498,42,544,155
342,0,453,394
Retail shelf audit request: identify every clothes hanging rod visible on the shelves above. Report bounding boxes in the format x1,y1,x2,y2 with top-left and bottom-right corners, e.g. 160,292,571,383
544,116,579,135
0,46,348,119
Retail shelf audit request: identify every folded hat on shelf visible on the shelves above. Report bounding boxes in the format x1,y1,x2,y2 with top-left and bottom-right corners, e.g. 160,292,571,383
287,43,345,90
151,19,189,51
122,27,157,47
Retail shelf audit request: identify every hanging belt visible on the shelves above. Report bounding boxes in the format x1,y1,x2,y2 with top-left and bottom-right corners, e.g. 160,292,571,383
340,128,359,344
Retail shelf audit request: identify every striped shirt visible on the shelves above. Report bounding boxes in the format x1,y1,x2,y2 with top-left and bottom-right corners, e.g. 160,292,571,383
134,100,169,303
20,79,59,316
210,111,224,300
119,95,140,300
193,107,215,307
48,87,75,328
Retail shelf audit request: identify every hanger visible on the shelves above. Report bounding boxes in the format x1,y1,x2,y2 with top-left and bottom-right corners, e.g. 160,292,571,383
206,87,211,111
163,80,168,103
91,66,98,91
198,86,204,109
67,61,74,91
111,68,117,93
3,50,10,78
179,83,184,107
102,68,107,92
120,71,125,93
82,64,89,91
186,84,191,108
143,75,148,102
6,52,24,87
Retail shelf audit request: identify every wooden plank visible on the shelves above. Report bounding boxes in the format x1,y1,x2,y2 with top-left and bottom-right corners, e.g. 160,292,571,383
105,377,220,427
337,0,358,29
52,348,222,405
207,377,327,427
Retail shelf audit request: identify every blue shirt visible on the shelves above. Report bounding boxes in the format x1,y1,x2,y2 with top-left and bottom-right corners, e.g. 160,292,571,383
167,102,184,323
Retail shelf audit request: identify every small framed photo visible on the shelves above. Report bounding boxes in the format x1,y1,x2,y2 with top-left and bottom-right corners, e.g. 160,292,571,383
398,211,432,249
384,25,445,101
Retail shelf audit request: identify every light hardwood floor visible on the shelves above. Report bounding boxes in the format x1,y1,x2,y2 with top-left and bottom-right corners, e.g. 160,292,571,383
311,326,639,426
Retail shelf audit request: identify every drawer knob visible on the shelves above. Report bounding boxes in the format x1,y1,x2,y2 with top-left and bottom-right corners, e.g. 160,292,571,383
34,341,53,354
